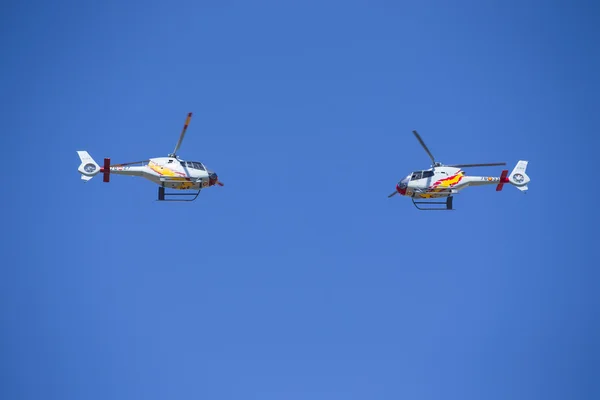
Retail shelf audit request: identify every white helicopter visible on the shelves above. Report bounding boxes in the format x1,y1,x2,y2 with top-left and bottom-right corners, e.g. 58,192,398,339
76,112,223,201
388,130,530,210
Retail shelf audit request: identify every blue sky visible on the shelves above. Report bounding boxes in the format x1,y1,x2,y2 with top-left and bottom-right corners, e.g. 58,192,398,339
2,0,599,399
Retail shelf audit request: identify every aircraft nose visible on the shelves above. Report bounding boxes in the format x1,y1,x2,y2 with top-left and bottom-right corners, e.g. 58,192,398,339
208,171,223,186
396,183,407,196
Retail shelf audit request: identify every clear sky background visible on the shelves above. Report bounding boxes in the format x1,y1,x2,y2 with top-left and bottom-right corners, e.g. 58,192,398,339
1,1,599,399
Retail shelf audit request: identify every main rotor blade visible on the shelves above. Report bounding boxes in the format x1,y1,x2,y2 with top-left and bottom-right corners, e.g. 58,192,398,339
171,112,192,157
111,160,150,167
447,162,507,168
388,191,398,198
412,130,436,165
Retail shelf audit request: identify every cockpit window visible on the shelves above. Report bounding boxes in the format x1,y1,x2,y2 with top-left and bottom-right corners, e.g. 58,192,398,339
411,171,434,180
182,161,205,170
411,171,423,180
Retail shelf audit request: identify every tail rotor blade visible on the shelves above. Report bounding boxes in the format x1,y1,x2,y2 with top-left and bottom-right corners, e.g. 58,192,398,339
412,130,436,165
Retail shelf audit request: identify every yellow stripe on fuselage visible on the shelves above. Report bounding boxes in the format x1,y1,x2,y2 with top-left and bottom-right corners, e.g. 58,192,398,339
423,171,464,196
437,172,464,187
148,161,186,179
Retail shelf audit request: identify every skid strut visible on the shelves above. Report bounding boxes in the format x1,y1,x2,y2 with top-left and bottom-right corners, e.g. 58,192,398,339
157,186,201,202
411,196,454,211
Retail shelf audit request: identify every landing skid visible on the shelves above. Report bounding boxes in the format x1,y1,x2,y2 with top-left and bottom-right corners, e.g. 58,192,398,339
157,186,201,202
412,196,454,211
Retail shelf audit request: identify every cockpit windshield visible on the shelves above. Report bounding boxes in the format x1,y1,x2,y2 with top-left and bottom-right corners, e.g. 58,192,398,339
411,171,423,180
181,161,206,171
410,170,434,180
398,175,410,189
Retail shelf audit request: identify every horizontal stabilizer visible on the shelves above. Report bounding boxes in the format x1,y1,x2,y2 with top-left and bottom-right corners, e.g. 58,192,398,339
496,170,509,191
103,158,111,182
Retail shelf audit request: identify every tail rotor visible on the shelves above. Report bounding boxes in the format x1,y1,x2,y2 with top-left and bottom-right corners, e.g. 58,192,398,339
77,151,101,182
508,160,530,192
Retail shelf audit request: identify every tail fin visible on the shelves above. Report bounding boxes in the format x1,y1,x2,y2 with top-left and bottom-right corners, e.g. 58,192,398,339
508,160,530,192
77,151,101,182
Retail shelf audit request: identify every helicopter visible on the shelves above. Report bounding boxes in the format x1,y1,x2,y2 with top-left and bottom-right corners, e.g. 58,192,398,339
76,112,223,202
388,130,530,210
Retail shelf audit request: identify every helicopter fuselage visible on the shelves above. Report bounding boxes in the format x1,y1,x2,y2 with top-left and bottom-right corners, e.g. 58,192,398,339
107,157,218,190
396,166,508,199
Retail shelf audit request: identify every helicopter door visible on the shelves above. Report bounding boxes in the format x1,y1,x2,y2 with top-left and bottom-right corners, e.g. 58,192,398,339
422,170,435,185
408,171,435,195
